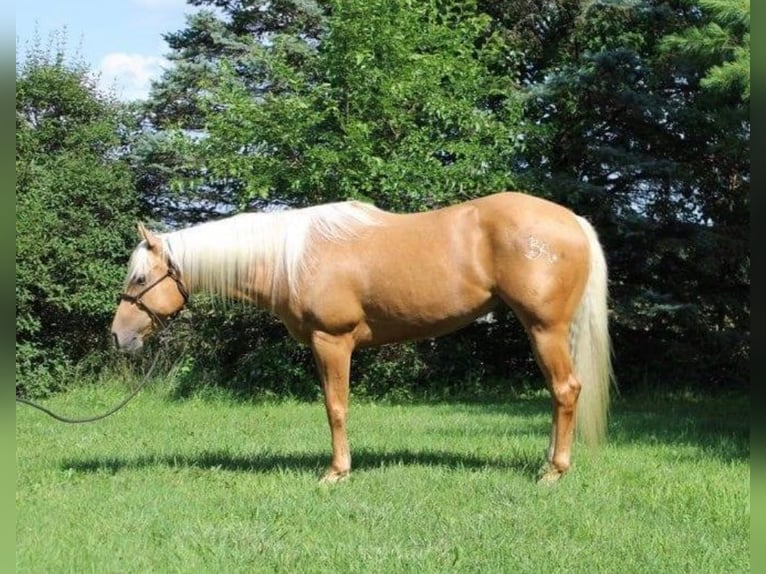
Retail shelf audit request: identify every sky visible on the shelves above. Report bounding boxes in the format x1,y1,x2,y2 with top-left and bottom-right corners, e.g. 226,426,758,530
16,0,197,101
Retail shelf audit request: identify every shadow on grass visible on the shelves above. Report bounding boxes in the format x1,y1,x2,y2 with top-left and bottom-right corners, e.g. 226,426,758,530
56,392,748,479
394,392,749,464
60,447,542,480
607,393,749,463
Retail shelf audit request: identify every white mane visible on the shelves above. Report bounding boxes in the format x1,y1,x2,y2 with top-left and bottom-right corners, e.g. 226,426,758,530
125,201,383,305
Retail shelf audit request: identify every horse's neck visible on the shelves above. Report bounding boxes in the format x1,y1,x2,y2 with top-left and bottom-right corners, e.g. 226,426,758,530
166,203,366,310
168,232,289,309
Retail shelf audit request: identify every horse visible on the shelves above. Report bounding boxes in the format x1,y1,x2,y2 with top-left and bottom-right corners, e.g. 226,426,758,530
110,191,613,483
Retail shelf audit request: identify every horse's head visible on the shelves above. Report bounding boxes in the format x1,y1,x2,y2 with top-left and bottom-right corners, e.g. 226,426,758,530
110,223,188,352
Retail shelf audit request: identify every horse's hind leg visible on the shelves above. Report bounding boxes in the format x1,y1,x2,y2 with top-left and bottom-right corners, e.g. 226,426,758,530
546,420,557,464
310,331,354,483
527,322,582,483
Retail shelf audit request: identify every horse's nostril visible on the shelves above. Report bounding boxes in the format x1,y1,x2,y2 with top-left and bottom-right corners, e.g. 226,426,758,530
112,332,119,348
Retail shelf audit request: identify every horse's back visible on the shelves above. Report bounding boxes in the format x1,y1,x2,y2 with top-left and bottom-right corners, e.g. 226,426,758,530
469,191,582,235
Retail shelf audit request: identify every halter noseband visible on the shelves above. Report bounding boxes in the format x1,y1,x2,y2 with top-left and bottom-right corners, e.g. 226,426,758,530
118,265,189,327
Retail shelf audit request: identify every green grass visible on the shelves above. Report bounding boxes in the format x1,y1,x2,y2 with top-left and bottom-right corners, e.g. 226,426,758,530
16,383,749,573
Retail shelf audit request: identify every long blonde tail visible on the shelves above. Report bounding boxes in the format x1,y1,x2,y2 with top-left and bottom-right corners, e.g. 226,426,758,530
571,216,614,446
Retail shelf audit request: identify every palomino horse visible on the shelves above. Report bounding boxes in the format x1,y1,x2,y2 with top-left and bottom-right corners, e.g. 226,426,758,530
111,192,613,483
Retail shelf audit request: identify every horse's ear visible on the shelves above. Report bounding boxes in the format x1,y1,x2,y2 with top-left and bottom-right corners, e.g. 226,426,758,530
137,222,160,250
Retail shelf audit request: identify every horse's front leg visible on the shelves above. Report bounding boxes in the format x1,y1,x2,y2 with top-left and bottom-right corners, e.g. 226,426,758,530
310,331,354,483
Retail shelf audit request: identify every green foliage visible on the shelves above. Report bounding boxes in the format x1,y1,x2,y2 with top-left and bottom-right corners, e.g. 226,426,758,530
16,36,140,395
522,0,749,388
148,0,523,211
16,2,749,397
154,303,319,400
127,0,747,393
153,304,531,402
661,0,750,100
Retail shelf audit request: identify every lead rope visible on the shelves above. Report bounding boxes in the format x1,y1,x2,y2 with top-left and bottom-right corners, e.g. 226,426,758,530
15,352,161,424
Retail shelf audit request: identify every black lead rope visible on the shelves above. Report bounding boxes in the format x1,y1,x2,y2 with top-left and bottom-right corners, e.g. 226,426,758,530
15,352,161,424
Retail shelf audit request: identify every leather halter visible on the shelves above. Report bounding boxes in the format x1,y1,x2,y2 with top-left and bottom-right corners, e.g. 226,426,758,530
118,265,189,327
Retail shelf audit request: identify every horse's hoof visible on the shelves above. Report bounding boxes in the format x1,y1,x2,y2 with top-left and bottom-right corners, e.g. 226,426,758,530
536,463,564,485
319,469,350,484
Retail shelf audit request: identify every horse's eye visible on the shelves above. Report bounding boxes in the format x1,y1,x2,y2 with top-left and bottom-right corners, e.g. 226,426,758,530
135,275,146,286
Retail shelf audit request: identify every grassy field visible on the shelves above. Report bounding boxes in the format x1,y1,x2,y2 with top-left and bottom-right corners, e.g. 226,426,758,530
16,382,749,573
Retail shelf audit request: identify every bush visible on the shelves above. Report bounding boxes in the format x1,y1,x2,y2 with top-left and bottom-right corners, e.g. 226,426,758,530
16,38,140,396
149,298,542,402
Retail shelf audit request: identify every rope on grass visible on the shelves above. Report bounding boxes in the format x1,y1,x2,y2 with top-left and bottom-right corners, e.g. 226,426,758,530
15,353,160,424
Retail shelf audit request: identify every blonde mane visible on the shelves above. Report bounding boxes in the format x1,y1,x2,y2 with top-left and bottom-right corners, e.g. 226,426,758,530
125,201,383,305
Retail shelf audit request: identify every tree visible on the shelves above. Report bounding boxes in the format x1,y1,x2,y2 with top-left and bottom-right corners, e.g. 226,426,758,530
142,0,526,216
124,0,536,397
134,1,332,224
192,0,523,211
16,35,141,395
662,0,749,101
129,0,748,395
522,0,749,387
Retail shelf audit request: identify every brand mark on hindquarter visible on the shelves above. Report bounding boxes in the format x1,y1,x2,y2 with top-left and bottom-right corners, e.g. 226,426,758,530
524,235,558,264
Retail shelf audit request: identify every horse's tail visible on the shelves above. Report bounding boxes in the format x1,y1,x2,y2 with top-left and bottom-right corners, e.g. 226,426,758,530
571,216,614,446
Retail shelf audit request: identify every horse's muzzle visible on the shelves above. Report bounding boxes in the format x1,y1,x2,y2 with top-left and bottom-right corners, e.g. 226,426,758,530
112,331,144,353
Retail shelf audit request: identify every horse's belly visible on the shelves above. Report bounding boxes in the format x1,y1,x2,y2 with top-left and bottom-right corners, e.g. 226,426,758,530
357,279,497,346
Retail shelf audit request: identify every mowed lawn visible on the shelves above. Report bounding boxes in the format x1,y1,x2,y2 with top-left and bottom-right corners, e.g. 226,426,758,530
16,384,749,573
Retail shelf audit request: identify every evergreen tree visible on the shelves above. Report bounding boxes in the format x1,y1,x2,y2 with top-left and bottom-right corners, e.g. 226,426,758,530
524,0,749,386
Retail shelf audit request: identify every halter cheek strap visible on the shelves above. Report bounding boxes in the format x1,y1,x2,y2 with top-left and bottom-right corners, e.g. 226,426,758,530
118,267,189,327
